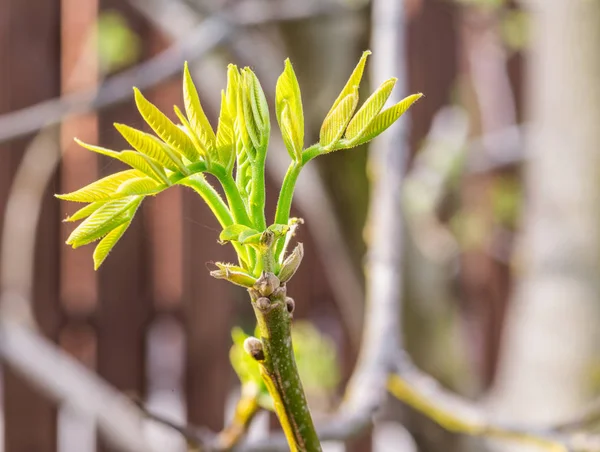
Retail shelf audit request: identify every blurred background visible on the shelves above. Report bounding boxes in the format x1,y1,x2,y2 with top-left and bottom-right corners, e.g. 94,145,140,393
0,0,597,451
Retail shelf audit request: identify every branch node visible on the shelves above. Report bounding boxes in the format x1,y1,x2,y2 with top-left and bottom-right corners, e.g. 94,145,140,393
254,272,280,297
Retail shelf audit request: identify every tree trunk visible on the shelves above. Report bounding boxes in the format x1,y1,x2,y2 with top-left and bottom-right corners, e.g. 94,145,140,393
490,0,600,445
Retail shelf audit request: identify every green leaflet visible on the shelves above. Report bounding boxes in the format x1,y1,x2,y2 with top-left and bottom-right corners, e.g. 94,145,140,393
352,93,424,147
174,105,208,159
66,196,142,248
56,170,142,202
119,151,169,184
210,263,257,288
319,92,359,149
216,90,235,172
275,59,303,162
74,138,168,184
64,201,106,222
114,123,181,172
226,64,240,115
327,50,370,114
279,105,301,161
116,176,165,197
133,87,200,163
345,77,397,141
220,224,259,243
93,222,129,270
238,230,262,245
183,62,216,156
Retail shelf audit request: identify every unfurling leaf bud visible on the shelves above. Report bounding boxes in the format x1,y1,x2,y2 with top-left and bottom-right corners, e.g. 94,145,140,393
242,68,270,151
210,263,257,287
254,272,280,297
243,337,265,361
278,243,304,283
260,230,275,248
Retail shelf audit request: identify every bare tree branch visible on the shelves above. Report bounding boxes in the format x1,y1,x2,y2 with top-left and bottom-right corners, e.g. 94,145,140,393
0,18,229,144
0,318,154,452
0,2,344,145
339,0,410,420
390,353,600,452
0,126,155,452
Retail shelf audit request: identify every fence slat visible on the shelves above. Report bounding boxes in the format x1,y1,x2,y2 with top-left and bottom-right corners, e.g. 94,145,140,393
1,0,61,450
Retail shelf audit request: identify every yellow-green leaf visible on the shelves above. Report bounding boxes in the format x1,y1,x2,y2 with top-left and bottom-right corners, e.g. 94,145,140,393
279,104,301,161
56,170,141,203
120,151,170,185
353,93,423,146
174,105,207,159
220,224,258,243
118,151,167,182
226,64,240,115
64,201,106,222
73,139,120,159
66,196,142,247
183,62,216,153
345,77,397,140
319,92,359,149
93,221,129,270
276,59,304,162
74,138,168,184
116,176,165,196
216,90,235,171
239,231,261,245
133,87,200,163
114,123,181,172
328,50,371,114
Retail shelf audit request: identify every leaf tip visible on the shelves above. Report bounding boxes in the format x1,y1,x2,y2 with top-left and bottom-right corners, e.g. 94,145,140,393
132,87,144,103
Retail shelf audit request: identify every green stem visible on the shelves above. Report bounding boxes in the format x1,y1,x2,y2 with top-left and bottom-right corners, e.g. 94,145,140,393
177,174,233,227
273,144,322,257
178,174,250,266
250,152,267,231
273,162,302,262
301,143,323,164
210,166,253,227
274,162,301,227
251,289,321,452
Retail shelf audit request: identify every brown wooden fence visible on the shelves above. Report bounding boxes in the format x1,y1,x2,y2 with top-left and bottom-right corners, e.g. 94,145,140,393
0,2,351,451
0,0,514,450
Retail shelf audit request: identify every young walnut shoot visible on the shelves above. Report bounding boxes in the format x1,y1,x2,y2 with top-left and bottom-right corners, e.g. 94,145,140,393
57,51,422,451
